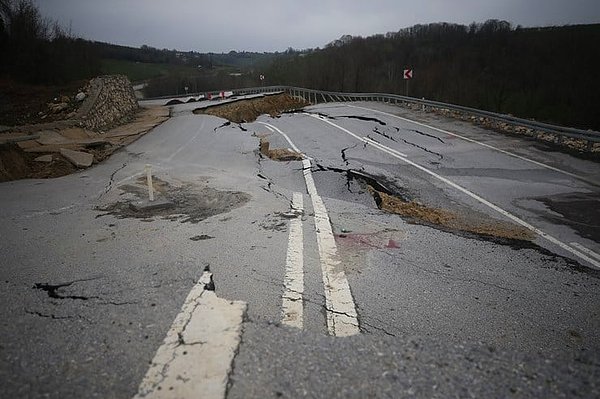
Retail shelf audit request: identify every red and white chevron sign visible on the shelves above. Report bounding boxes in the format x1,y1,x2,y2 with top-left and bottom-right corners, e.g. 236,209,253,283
403,69,413,79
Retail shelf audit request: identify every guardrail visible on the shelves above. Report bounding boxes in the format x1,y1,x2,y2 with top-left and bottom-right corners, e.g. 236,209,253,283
146,85,600,144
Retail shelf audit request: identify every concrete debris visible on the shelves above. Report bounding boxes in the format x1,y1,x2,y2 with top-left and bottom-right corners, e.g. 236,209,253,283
34,155,53,163
59,148,94,168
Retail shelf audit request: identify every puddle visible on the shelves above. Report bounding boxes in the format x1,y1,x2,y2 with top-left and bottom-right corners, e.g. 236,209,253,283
537,192,600,241
96,177,250,223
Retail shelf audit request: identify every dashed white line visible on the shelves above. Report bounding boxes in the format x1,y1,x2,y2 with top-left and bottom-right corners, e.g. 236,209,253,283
347,104,597,185
309,114,600,270
260,121,360,336
282,192,305,329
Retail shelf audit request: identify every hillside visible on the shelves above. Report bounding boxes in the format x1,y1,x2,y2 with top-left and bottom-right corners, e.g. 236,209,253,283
265,21,600,131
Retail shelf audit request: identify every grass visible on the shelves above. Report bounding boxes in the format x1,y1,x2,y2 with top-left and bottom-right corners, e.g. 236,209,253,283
100,59,199,82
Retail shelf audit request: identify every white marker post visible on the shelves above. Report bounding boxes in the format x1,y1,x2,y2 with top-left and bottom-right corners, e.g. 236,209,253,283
145,164,154,202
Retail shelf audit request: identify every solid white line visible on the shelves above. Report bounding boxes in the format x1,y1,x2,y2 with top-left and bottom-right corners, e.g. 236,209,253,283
570,242,600,262
258,121,302,153
260,121,359,336
364,136,407,157
347,104,595,184
310,114,600,270
302,158,360,336
134,271,246,399
282,192,304,329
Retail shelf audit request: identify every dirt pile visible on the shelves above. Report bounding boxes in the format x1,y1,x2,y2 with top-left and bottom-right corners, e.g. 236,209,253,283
194,94,308,123
259,138,303,161
369,187,534,242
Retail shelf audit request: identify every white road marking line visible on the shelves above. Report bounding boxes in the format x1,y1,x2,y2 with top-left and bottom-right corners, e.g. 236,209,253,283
282,192,304,329
134,271,246,399
302,158,360,336
258,121,302,153
570,242,600,262
310,114,600,270
364,136,407,157
347,104,596,185
259,121,360,336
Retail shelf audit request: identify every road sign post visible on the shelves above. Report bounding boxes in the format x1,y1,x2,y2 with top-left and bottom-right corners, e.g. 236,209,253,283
403,69,413,96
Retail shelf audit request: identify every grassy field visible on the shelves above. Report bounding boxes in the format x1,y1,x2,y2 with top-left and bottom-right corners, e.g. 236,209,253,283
100,59,199,82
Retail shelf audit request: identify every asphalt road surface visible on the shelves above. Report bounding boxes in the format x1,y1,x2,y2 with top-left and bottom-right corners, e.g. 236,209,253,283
1,99,599,398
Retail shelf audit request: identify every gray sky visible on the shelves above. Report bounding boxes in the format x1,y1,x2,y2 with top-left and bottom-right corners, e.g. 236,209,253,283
36,0,600,52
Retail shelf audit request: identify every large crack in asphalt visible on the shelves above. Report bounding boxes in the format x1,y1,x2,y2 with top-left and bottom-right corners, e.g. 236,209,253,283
370,127,443,160
314,165,539,245
340,143,359,166
33,277,103,300
308,111,444,160
406,128,445,143
335,115,387,126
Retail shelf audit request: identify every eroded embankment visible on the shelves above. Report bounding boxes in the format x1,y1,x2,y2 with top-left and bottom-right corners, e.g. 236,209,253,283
318,165,535,243
369,187,534,242
194,94,308,123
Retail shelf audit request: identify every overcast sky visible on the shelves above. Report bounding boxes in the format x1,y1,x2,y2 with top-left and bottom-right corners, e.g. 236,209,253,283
35,0,600,53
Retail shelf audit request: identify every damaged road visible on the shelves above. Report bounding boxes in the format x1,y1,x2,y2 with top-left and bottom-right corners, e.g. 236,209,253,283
1,96,600,399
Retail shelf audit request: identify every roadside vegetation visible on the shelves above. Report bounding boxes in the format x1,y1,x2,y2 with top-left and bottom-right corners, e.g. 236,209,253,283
265,21,600,131
1,0,598,130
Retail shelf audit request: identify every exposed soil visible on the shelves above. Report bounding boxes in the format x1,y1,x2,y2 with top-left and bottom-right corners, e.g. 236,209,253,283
369,187,535,242
194,94,308,123
0,78,87,126
259,138,303,162
96,177,250,224
0,143,77,181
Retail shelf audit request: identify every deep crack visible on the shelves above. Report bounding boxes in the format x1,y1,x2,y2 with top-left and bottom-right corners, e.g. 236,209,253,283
406,129,445,143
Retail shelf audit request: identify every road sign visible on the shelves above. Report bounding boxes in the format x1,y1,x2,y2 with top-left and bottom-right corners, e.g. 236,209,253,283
259,74,265,81
403,69,413,80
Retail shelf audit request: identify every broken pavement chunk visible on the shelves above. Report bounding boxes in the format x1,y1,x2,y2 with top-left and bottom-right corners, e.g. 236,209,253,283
34,155,53,163
60,148,94,168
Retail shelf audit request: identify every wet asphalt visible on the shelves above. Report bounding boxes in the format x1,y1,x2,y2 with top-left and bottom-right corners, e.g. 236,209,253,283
0,99,599,398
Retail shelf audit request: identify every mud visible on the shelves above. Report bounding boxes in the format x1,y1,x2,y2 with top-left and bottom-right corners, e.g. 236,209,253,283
97,177,250,223
259,138,303,162
194,94,308,123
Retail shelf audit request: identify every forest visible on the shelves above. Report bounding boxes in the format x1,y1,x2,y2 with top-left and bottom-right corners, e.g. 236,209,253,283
266,21,600,130
1,0,599,130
